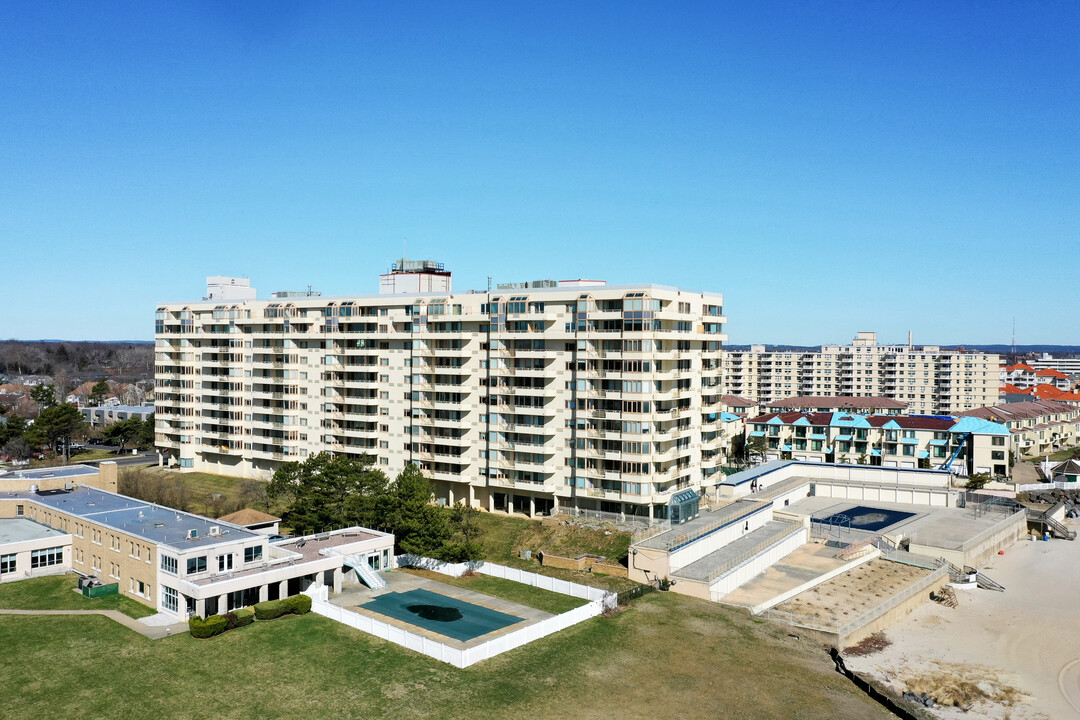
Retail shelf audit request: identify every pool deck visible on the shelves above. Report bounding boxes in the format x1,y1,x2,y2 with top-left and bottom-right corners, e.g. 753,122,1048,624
329,571,554,650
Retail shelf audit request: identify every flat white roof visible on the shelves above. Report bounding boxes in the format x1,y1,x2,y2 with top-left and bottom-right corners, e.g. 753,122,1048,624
0,518,70,545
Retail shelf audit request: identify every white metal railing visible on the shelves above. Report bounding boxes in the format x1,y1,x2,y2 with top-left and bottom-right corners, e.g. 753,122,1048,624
554,505,664,530
695,523,802,584
395,556,616,608
764,566,948,640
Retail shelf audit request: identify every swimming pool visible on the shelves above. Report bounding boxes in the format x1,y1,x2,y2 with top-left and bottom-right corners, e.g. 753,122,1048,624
813,505,916,532
359,588,524,641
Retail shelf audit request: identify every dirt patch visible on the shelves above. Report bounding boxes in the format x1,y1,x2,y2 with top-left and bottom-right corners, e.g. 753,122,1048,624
774,560,933,625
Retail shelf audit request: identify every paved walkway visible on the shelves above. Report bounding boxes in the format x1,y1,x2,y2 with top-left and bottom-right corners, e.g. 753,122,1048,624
0,608,189,639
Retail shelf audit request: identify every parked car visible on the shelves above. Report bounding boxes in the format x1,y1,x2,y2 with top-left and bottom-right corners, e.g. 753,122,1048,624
89,438,103,445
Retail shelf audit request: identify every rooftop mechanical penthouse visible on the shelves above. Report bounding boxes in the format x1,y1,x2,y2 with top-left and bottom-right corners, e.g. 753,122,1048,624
155,261,727,521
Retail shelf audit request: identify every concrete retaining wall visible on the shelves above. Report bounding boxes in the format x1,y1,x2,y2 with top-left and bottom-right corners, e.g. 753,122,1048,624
810,481,952,507
909,510,1026,567
710,527,807,600
721,461,953,498
668,504,771,572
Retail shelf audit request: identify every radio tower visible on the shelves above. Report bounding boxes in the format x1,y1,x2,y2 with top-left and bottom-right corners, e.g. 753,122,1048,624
1011,316,1016,364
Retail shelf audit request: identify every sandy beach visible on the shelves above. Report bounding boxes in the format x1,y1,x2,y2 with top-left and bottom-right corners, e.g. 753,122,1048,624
846,519,1080,719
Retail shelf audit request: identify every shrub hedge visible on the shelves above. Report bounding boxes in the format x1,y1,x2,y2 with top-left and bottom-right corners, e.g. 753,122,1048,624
191,595,311,638
254,599,287,621
224,608,256,630
285,594,312,615
189,614,228,639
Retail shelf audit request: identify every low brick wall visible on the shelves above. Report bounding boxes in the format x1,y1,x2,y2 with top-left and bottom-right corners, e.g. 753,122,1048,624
591,563,628,578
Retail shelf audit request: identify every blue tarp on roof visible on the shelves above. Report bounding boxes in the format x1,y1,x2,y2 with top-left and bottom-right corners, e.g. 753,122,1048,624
830,414,872,428
949,416,1010,436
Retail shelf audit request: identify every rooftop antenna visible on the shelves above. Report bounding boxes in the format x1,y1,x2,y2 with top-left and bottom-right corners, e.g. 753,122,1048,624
1011,316,1016,363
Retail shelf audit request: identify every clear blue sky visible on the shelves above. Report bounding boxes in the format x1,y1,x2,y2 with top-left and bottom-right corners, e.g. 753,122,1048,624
1,2,1076,345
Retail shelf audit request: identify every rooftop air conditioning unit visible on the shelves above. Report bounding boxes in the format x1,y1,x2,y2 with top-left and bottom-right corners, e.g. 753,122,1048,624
208,526,221,536
187,529,198,539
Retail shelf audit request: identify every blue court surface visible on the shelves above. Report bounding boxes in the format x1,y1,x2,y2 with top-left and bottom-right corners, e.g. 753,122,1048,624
359,588,523,641
814,505,916,532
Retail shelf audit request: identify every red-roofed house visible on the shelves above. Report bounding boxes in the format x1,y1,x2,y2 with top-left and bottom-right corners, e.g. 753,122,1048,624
956,400,1080,458
1001,363,1071,392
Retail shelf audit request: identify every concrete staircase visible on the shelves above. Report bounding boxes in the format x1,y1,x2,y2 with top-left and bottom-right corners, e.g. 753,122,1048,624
345,555,387,590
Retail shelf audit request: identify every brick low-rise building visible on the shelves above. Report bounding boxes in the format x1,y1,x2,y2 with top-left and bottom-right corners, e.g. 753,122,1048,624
0,464,393,619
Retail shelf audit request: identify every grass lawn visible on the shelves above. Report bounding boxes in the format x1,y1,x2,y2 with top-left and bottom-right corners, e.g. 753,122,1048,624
400,568,588,614
29,448,117,467
69,448,120,462
119,467,288,519
0,592,893,720
471,512,639,592
1026,446,1079,463
0,574,157,619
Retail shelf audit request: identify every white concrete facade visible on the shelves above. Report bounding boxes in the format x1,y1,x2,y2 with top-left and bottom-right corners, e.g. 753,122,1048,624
0,518,72,584
155,276,728,520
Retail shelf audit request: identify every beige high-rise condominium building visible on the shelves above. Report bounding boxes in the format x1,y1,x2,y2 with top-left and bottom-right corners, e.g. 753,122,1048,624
155,263,727,521
723,331,999,415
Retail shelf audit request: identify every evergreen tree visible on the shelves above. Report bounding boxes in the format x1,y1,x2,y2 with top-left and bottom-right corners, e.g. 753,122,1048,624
89,379,110,407
267,452,390,535
33,404,84,461
30,383,57,410
440,502,484,563
386,464,449,557
0,414,28,446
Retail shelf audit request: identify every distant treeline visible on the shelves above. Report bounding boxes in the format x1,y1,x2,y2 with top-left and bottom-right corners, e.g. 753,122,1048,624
0,340,154,380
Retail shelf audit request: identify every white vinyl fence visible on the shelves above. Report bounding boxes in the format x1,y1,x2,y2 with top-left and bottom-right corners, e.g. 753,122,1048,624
396,555,617,610
307,558,614,667
1016,481,1077,493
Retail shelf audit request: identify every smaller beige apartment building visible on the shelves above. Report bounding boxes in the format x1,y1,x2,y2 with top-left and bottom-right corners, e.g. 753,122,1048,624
723,331,1000,415
957,400,1080,459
